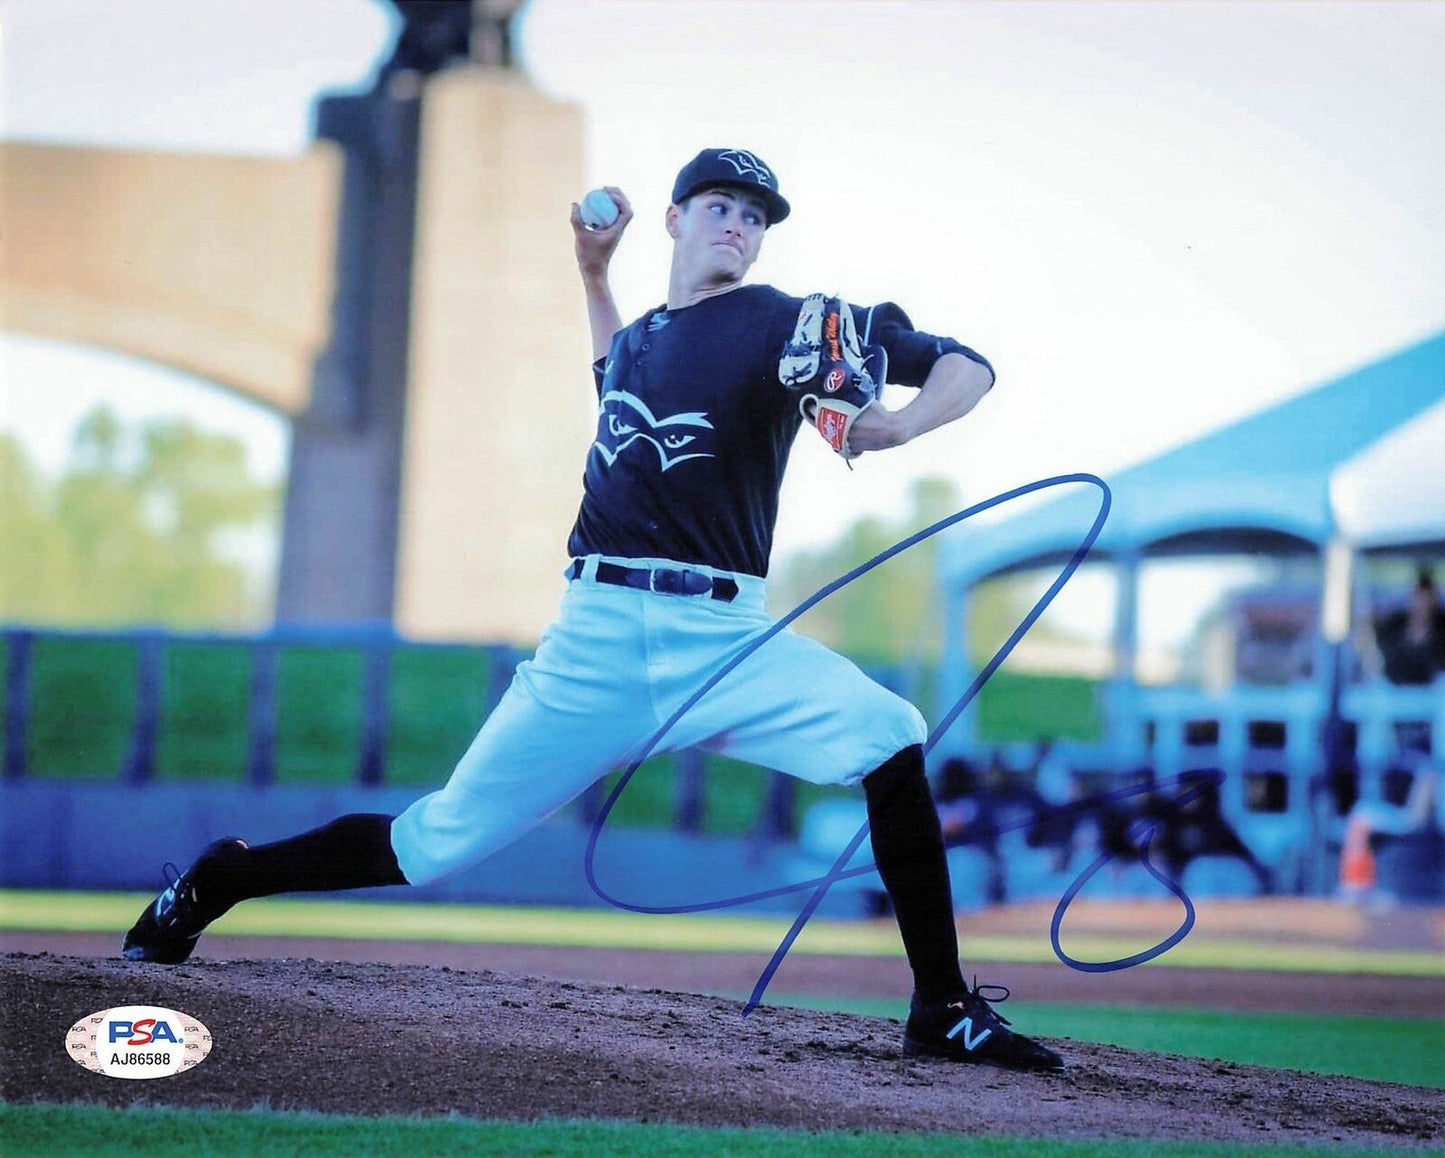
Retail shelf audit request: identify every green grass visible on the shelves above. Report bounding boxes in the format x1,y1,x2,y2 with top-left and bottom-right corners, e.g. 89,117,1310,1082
0,890,907,956
7,890,1445,979
0,1105,1421,1158
759,994,1445,1089
1028,1003,1445,1088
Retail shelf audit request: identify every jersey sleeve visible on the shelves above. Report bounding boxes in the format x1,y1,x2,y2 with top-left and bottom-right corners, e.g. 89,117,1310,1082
592,324,634,398
848,300,995,390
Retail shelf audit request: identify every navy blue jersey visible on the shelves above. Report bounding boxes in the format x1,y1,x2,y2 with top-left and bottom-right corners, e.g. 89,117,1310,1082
566,284,987,577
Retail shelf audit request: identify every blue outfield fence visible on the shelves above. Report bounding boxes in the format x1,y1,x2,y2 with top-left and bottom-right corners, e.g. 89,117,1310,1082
6,624,1435,905
0,623,913,905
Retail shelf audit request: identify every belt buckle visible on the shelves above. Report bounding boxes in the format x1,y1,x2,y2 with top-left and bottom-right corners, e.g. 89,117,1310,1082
651,567,711,596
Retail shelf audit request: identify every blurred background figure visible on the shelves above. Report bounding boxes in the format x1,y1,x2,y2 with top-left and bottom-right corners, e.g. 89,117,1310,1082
1026,742,1087,875
935,754,1003,903
1340,568,1445,902
1146,771,1274,895
1374,570,1445,688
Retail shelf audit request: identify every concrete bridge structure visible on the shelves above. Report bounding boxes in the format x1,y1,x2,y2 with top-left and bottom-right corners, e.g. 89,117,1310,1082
0,1,593,642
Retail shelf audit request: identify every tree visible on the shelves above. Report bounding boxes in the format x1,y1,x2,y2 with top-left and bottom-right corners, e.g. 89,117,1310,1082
0,408,281,628
769,477,968,665
769,475,1083,667
0,434,83,619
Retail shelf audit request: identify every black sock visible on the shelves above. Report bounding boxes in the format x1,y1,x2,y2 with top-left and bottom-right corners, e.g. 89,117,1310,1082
197,813,407,922
862,745,966,1003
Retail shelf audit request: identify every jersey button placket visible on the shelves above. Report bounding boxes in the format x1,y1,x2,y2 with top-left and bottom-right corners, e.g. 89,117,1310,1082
642,595,671,729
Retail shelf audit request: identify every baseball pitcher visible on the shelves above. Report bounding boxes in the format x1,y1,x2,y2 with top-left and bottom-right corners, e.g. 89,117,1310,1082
123,148,1063,1073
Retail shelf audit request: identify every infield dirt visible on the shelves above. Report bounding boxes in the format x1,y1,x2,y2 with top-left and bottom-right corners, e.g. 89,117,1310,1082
4,953,1441,1149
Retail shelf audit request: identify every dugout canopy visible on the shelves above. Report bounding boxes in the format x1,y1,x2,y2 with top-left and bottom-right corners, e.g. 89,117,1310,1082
940,330,1445,588
1331,394,1445,551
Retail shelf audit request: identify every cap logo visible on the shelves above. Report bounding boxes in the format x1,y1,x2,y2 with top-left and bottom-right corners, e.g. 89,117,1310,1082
717,149,774,188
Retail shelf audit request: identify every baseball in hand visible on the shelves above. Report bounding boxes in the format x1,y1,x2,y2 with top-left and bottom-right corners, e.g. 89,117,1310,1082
579,188,621,230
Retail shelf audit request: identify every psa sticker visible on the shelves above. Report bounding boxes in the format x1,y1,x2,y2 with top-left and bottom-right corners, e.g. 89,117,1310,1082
66,1005,213,1079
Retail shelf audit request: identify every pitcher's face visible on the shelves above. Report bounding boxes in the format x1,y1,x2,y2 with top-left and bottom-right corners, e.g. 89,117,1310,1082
667,187,767,285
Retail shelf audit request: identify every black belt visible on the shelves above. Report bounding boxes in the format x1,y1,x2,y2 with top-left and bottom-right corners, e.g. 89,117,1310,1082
569,558,738,602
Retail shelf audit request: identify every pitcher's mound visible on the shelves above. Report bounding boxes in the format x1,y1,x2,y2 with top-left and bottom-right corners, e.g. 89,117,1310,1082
3,953,1439,1148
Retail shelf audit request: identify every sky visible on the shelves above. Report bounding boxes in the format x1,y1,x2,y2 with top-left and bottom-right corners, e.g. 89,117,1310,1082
2,0,1442,644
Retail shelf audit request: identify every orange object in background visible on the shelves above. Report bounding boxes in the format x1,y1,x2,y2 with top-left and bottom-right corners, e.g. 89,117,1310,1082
1340,820,1377,891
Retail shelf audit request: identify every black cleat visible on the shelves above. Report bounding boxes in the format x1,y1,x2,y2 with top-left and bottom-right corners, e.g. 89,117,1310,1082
903,980,1064,1073
121,837,248,964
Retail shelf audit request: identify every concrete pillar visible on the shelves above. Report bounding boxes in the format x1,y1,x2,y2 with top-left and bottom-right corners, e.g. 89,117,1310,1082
276,75,424,625
276,60,589,641
394,67,592,641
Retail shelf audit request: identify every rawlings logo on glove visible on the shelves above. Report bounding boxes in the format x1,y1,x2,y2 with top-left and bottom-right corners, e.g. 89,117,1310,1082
779,294,887,464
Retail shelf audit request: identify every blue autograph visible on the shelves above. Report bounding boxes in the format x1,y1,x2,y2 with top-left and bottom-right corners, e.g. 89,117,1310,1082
582,472,1181,1012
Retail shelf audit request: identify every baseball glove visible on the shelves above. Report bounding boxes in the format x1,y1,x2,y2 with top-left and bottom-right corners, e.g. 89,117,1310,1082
779,294,887,464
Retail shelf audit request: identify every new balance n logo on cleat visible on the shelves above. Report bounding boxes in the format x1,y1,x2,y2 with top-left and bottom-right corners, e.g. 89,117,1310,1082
945,1011,993,1052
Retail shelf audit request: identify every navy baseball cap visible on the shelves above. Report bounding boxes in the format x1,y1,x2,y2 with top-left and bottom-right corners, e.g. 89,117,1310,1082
671,148,790,226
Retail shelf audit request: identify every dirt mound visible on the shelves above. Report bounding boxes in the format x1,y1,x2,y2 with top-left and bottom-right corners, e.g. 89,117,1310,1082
3,953,1440,1147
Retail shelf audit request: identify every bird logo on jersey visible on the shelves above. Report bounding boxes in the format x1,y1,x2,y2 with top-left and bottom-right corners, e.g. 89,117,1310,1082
716,149,775,189
592,390,716,472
